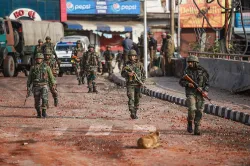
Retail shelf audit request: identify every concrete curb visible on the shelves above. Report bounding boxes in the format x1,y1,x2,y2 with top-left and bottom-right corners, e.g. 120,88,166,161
111,74,250,126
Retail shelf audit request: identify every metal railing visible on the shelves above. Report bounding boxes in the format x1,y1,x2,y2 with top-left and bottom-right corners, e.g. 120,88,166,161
188,51,250,61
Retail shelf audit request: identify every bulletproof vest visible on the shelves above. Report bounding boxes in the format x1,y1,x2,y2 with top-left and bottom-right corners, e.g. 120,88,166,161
186,67,209,87
42,42,55,53
31,63,49,83
36,45,43,53
148,37,157,50
85,51,98,66
126,61,143,82
104,51,113,61
73,47,83,57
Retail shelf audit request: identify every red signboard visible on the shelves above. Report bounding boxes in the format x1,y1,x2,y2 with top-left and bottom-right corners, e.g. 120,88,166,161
60,0,67,22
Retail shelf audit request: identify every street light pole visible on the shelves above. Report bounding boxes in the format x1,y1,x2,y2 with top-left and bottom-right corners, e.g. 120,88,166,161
144,0,148,78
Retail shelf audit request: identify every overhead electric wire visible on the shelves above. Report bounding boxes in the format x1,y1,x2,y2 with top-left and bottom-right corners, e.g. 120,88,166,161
192,0,226,31
238,0,249,55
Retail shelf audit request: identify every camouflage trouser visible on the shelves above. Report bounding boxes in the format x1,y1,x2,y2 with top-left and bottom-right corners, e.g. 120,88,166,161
127,85,141,112
106,61,113,75
149,49,156,68
87,68,97,89
50,85,58,100
164,56,173,76
186,94,205,126
74,62,81,80
80,69,86,83
33,85,49,110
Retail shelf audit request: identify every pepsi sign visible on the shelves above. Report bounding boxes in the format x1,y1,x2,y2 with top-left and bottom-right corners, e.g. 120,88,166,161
66,0,140,15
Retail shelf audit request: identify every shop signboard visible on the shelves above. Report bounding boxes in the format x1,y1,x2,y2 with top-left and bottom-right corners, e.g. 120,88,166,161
66,0,140,15
180,0,223,28
235,13,250,28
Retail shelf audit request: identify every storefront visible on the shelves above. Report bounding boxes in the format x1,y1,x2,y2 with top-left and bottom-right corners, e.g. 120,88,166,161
64,0,143,52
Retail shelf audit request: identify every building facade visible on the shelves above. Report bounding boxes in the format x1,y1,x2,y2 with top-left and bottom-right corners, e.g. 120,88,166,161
0,0,63,21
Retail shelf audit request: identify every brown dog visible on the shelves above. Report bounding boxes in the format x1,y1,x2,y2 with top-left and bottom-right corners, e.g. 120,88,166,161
137,131,160,149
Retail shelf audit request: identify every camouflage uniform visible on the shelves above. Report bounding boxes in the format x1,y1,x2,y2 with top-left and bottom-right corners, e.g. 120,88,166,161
42,36,58,60
85,45,101,93
103,46,115,75
27,53,56,118
44,49,59,107
72,40,84,85
121,50,146,119
148,32,157,68
179,55,209,135
164,34,175,76
116,51,123,71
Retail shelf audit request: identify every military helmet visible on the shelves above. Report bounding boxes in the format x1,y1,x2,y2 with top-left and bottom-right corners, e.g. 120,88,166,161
187,55,199,62
38,39,43,43
44,49,52,55
88,44,94,49
35,53,44,59
77,40,81,44
45,36,51,40
128,49,137,56
167,34,172,37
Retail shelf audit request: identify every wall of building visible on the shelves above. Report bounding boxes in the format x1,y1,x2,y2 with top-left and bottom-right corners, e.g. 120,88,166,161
180,28,216,57
0,0,61,20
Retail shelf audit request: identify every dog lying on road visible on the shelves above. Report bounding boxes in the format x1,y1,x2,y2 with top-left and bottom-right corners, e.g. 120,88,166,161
137,131,160,149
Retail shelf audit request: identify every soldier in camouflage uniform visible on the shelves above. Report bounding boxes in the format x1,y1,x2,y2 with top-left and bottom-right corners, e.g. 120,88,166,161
121,49,146,119
32,39,43,66
72,40,84,85
85,44,101,93
27,53,56,118
179,55,209,135
44,49,59,107
42,36,58,61
164,34,175,76
116,50,123,71
102,45,115,76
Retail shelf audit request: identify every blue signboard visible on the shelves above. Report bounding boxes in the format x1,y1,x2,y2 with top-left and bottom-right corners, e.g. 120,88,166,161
235,13,250,28
66,0,140,15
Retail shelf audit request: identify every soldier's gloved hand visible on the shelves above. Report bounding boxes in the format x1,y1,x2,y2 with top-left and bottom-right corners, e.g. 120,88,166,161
188,83,195,88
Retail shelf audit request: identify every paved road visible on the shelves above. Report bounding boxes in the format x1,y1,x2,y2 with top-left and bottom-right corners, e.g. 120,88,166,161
0,74,249,166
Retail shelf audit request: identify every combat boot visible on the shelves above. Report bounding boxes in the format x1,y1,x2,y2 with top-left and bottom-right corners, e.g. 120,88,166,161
88,88,93,93
42,109,47,118
130,109,138,119
93,87,98,94
78,78,81,85
194,125,201,135
54,98,58,107
82,77,85,84
187,121,193,133
36,109,41,118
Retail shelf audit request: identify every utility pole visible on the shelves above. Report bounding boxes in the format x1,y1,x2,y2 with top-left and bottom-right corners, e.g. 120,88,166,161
144,0,148,78
170,0,175,36
177,0,181,53
225,0,229,49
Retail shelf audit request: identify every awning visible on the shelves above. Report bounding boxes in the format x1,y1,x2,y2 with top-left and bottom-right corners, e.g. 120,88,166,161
63,20,144,43
63,20,143,32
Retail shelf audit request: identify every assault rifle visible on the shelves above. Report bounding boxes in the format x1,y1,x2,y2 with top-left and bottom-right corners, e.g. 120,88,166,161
183,74,212,103
124,66,144,86
24,84,33,106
